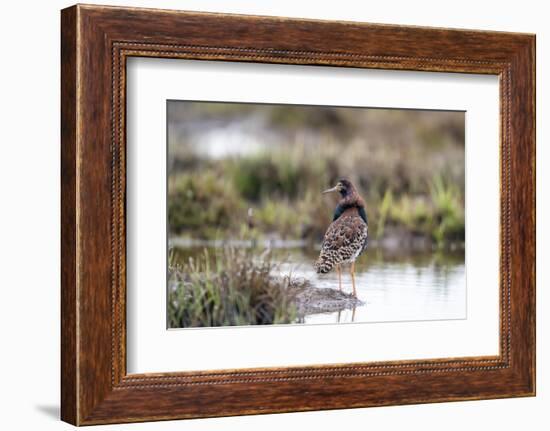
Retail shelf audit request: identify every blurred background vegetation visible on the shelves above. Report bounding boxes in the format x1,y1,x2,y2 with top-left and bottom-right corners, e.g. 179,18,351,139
168,101,465,250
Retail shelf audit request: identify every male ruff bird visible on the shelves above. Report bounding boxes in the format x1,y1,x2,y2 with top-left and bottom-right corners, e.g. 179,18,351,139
314,179,368,297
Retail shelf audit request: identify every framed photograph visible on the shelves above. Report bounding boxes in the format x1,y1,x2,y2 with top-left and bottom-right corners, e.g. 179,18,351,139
61,4,535,425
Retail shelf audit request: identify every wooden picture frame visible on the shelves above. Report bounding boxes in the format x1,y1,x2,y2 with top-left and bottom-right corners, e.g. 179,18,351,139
61,4,535,425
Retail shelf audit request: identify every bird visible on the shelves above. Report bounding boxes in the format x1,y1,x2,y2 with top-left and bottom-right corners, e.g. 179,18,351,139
314,179,368,297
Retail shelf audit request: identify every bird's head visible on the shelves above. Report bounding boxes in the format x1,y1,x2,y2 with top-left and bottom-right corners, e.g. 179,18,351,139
323,178,367,223
322,178,356,198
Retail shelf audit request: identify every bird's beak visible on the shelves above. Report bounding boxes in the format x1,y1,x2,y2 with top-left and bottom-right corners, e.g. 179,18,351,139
322,185,339,194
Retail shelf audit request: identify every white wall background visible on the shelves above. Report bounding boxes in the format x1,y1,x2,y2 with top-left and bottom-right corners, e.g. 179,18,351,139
0,1,546,430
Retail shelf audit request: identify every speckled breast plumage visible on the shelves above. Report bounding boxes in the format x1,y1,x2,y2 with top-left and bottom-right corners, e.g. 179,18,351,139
315,209,368,274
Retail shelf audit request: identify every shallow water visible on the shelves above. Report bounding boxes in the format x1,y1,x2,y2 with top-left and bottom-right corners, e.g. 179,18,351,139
172,245,466,325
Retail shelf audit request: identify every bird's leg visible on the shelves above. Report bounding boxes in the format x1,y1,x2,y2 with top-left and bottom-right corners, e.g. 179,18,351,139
350,261,357,297
336,264,342,292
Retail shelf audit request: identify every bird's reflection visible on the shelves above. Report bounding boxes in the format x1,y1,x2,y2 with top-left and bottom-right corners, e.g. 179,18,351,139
336,304,358,323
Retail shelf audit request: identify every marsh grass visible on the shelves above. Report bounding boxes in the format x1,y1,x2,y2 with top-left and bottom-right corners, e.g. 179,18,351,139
167,107,465,247
429,175,465,247
168,167,464,246
168,172,243,238
168,247,302,328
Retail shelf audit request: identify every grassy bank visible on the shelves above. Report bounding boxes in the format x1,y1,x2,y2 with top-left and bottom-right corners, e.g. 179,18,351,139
168,248,305,328
168,156,464,248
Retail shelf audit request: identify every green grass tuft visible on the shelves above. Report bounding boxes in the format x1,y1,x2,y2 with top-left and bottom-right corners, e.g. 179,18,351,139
168,247,300,328
429,175,465,247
